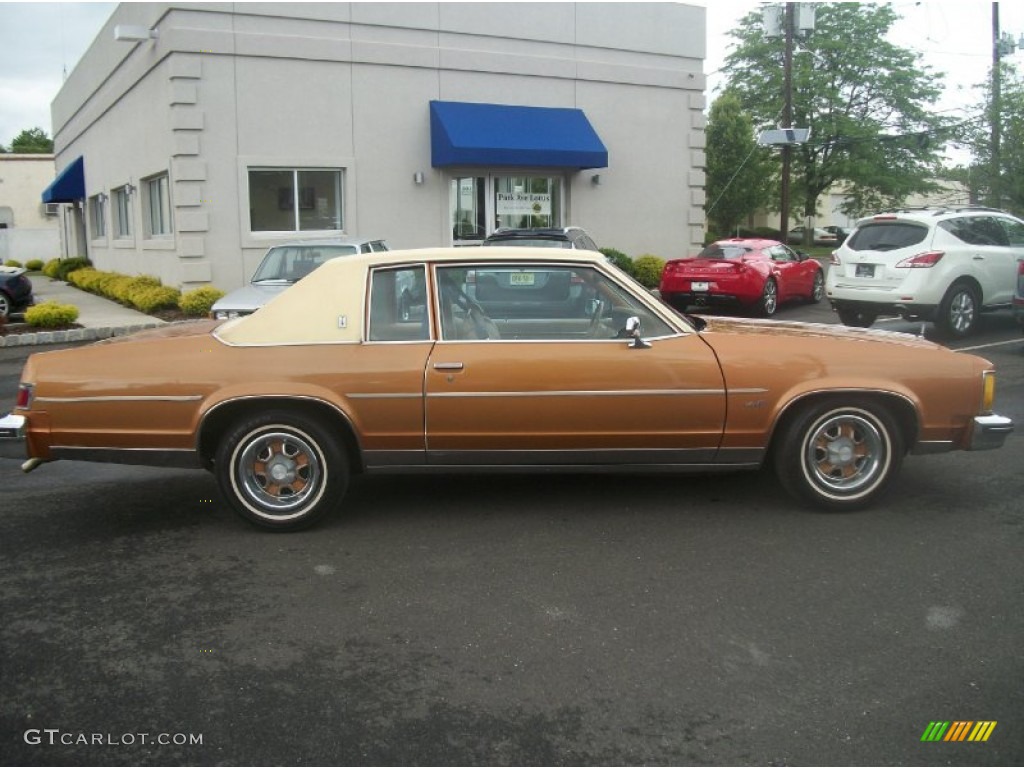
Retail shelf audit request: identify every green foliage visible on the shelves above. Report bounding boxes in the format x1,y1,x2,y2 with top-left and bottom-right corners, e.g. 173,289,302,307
25,301,79,328
48,257,92,281
9,127,54,154
67,268,181,313
705,91,774,234
179,286,226,317
721,3,950,220
132,286,182,313
4,259,23,268
963,63,1024,216
25,259,44,272
599,247,635,276
631,255,666,289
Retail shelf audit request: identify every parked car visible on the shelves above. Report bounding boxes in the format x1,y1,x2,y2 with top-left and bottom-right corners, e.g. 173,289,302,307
787,227,839,246
482,227,599,251
1,247,1012,531
823,225,850,244
210,237,388,319
0,266,34,318
826,206,1024,338
1013,256,1024,334
658,238,824,317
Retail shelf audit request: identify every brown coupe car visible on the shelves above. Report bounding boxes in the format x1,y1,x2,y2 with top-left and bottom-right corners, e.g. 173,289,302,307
0,247,1014,530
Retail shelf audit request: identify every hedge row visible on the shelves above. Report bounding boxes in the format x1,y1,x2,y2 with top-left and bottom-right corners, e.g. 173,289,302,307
63,266,225,318
25,301,80,328
599,248,666,289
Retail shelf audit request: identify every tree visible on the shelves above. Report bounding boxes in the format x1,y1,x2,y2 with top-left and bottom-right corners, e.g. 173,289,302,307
721,3,952,226
704,91,775,237
9,127,54,154
964,62,1024,217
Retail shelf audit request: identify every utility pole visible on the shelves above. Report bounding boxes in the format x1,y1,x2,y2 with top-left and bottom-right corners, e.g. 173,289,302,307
991,2,1002,209
780,2,794,239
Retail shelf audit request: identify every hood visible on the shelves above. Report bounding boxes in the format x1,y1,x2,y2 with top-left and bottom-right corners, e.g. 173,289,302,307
696,315,942,350
211,283,288,314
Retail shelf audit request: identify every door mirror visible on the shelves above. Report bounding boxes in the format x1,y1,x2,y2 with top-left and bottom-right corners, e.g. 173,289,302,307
626,316,651,349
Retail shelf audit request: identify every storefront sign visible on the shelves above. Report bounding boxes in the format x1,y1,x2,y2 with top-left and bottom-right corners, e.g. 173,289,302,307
496,192,551,216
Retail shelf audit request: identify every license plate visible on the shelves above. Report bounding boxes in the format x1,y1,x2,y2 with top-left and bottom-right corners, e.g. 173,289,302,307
691,281,709,292
510,272,535,286
855,264,875,278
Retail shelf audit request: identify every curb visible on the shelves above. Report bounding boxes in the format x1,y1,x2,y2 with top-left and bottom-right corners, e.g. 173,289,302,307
0,323,163,348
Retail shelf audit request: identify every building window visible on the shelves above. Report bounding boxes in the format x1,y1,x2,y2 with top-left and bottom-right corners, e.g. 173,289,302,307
249,168,343,233
113,186,132,238
89,194,106,238
143,174,172,237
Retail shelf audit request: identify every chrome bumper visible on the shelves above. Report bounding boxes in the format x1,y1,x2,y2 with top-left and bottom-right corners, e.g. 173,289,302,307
0,413,28,460
970,413,1014,451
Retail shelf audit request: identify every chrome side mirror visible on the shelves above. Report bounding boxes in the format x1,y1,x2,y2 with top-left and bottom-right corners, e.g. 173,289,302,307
626,316,651,349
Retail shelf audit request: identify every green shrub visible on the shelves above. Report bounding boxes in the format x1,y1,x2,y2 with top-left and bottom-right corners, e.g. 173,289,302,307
54,257,92,281
631,254,666,289
42,259,61,278
600,247,634,277
25,301,79,328
4,259,23,268
131,285,181,313
179,286,226,317
25,259,45,272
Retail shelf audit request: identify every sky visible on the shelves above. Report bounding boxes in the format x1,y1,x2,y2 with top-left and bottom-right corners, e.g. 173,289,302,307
1,1,1023,156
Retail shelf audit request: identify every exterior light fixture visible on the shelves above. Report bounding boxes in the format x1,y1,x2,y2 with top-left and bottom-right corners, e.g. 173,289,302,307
413,171,425,184
591,173,601,185
114,25,159,42
97,192,108,204
124,183,137,196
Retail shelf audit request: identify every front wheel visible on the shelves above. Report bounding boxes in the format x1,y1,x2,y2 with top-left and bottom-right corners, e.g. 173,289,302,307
215,410,348,531
810,270,825,303
0,293,10,318
774,400,904,511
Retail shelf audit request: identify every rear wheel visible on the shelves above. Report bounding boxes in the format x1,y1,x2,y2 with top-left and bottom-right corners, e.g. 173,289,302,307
0,293,10,318
775,399,904,511
836,306,876,328
935,281,980,339
216,410,348,531
758,278,778,317
810,271,825,303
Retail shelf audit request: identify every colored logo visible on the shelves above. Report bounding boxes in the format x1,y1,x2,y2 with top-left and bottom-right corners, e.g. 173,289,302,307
921,721,997,742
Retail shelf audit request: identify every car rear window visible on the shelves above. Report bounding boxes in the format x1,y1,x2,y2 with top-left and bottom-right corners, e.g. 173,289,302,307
698,244,751,259
846,222,928,252
482,238,571,248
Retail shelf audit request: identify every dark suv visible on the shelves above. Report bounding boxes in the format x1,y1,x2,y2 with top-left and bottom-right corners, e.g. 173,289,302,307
482,227,599,251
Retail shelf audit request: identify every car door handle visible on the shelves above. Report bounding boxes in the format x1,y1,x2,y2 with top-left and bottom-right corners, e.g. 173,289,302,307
433,362,464,371
973,255,985,260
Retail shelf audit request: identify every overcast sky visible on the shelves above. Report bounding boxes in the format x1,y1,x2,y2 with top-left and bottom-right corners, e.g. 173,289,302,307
1,1,1022,154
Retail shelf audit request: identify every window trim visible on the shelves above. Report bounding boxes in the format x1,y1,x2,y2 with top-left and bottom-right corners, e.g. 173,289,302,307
88,193,107,240
112,185,133,240
142,173,173,239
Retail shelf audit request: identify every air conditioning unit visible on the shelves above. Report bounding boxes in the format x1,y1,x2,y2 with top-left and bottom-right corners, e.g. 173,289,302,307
44,203,61,216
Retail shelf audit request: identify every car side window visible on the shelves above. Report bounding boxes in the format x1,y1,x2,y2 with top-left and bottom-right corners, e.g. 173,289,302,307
941,217,1009,247
770,245,797,262
995,217,1024,247
367,265,430,342
435,263,674,342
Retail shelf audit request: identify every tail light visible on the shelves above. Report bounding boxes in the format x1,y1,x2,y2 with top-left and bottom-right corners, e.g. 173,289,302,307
830,251,841,265
896,251,944,268
15,384,34,410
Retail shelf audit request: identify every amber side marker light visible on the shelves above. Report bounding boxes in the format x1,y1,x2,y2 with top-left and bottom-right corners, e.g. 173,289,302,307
982,371,996,412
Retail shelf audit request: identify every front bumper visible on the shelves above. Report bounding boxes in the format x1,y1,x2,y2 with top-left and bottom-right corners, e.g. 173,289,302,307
970,413,1014,451
0,413,27,460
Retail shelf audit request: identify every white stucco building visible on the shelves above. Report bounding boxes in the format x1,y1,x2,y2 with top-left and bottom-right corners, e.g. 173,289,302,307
46,2,707,291
0,154,61,263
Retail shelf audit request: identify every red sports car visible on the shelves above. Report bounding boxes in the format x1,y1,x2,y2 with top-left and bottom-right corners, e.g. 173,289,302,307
659,238,824,317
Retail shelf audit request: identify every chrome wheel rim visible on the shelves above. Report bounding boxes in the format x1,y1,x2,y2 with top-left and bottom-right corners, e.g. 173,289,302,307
763,281,777,314
802,410,888,498
812,272,824,301
948,290,976,334
233,428,324,517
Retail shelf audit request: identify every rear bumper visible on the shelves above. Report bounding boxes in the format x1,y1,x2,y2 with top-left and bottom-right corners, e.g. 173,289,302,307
970,413,1014,451
829,297,938,321
0,414,27,460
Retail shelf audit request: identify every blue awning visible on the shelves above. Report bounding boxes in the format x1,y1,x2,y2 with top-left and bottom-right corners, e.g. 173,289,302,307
41,156,85,204
430,101,608,170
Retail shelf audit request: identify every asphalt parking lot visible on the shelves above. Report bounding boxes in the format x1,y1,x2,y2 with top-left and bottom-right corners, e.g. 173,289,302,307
1,303,1022,766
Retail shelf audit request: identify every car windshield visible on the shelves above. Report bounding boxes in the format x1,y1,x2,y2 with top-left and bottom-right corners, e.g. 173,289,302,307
251,245,360,282
697,244,751,259
482,238,571,248
847,222,928,252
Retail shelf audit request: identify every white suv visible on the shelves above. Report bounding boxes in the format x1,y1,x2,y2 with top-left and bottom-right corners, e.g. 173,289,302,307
826,206,1024,338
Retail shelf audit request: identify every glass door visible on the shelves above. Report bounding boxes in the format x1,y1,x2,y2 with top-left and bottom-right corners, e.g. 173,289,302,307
448,174,565,245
